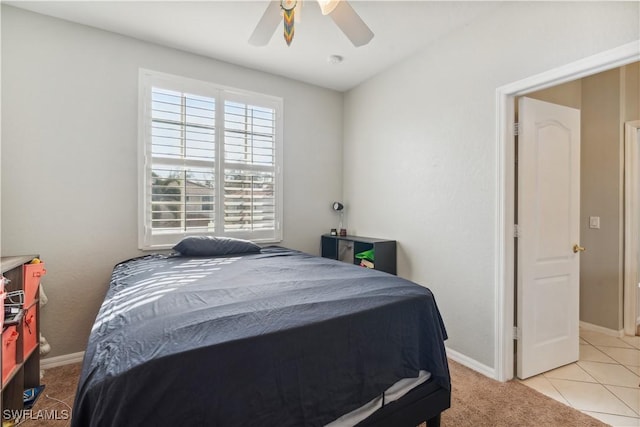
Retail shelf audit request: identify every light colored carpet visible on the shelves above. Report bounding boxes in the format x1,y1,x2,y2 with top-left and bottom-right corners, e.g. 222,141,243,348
15,359,606,426
442,360,606,426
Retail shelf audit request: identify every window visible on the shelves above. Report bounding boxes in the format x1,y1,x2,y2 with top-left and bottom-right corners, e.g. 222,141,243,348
138,70,283,249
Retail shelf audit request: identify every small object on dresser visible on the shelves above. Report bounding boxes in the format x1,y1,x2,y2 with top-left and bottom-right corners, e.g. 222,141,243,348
4,308,23,326
4,289,24,324
339,228,347,236
330,228,337,236
355,248,375,262
360,259,374,269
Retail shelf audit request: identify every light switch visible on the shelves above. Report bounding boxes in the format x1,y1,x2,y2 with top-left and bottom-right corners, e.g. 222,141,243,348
589,216,600,229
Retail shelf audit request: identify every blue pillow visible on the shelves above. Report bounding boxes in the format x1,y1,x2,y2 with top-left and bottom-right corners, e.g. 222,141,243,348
173,236,261,257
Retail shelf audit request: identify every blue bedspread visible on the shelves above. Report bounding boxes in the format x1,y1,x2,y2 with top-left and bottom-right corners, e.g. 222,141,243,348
72,247,449,426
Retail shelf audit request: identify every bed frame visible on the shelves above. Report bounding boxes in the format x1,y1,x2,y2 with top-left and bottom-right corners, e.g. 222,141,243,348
358,379,451,427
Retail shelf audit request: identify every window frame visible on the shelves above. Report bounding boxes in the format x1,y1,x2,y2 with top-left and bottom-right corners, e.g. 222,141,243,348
138,69,283,250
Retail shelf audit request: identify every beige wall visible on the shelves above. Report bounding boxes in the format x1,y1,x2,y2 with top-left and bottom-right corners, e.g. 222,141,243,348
580,68,624,331
526,79,582,110
581,63,640,331
624,62,640,122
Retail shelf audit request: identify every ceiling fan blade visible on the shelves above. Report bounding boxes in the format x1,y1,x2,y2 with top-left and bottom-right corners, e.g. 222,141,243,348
328,1,374,47
249,1,283,46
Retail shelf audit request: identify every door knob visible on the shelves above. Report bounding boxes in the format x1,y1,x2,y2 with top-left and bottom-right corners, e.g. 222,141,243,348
573,244,585,253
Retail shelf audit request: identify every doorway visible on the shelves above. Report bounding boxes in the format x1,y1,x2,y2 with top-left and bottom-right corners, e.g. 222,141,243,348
495,41,640,382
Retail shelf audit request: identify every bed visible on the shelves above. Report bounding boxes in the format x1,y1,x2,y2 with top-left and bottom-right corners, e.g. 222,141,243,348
72,245,450,426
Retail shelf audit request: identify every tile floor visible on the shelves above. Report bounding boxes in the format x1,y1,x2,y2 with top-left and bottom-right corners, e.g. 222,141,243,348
521,329,640,426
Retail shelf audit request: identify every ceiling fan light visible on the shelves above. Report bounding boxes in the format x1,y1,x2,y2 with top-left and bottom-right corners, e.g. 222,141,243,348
317,0,340,15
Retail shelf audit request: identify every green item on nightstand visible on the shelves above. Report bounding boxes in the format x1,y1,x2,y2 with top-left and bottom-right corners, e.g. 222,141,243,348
355,249,375,262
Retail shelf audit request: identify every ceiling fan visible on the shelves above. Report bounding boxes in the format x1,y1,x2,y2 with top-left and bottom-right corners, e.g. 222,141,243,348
249,0,374,47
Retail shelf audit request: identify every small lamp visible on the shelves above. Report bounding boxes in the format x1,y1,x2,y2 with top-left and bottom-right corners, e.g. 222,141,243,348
332,202,346,236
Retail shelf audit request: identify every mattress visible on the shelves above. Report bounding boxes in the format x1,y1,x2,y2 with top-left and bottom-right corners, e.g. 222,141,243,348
72,247,449,426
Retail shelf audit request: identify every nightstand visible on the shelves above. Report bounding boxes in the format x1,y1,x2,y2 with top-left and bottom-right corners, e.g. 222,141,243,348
321,234,396,275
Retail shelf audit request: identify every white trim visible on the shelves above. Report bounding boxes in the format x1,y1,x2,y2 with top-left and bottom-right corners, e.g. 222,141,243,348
494,86,515,382
41,351,85,369
624,120,640,336
445,347,495,379
580,321,624,338
495,41,640,382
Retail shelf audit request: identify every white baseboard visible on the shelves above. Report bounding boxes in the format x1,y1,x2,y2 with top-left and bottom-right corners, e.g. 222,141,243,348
41,351,85,369
580,321,624,337
445,346,496,380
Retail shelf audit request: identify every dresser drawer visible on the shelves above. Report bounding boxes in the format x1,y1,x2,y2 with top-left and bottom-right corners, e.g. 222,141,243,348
2,325,19,383
23,262,45,308
23,305,38,358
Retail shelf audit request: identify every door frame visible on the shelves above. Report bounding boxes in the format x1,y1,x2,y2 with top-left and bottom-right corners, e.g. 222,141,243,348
494,41,640,381
624,120,640,336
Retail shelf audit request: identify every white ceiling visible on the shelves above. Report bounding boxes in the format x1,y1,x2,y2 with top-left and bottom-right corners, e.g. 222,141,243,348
7,1,501,91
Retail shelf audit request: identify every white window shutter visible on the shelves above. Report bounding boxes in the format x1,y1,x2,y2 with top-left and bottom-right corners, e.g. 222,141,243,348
139,70,283,249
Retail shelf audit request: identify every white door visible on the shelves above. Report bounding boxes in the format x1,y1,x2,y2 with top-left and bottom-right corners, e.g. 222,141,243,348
517,97,581,379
